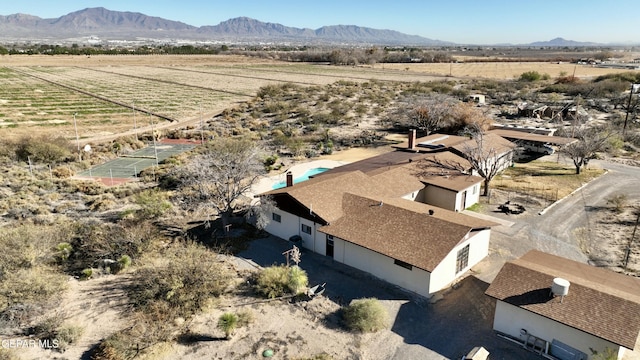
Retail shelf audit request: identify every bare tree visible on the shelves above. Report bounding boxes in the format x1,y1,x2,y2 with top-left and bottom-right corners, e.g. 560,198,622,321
560,127,611,174
391,94,457,135
455,126,514,196
416,127,513,197
172,138,265,225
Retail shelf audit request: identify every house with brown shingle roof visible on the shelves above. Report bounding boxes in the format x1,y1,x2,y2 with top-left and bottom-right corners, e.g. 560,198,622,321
261,163,496,298
485,250,640,360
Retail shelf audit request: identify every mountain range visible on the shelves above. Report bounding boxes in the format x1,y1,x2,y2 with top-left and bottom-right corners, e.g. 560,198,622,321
0,7,606,46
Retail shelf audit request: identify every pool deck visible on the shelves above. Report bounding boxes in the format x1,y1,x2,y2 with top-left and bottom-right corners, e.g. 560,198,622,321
250,159,347,201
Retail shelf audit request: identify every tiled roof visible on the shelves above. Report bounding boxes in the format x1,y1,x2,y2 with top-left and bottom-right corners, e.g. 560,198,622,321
318,194,478,272
485,250,640,349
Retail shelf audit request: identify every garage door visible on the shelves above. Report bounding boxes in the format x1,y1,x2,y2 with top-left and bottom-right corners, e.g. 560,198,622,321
550,339,587,360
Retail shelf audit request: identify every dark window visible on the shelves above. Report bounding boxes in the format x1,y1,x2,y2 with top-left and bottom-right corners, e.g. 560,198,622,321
301,224,312,234
272,213,281,222
394,259,413,270
456,244,470,273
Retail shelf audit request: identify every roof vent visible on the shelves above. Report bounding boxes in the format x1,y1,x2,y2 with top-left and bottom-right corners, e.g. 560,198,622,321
551,278,570,302
428,209,434,216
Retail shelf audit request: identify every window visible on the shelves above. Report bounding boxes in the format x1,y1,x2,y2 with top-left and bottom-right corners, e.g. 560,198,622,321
394,259,413,271
472,184,478,195
301,224,312,234
272,212,281,223
456,244,470,274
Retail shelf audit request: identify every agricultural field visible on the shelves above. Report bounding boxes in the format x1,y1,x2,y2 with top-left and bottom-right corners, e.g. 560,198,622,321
3,53,636,145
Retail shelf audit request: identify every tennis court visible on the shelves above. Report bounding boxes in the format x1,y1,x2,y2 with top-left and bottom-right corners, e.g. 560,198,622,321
77,140,200,183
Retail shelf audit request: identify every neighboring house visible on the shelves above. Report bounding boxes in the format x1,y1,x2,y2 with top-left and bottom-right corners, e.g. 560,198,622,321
261,160,496,298
450,132,517,175
489,126,577,156
485,250,640,360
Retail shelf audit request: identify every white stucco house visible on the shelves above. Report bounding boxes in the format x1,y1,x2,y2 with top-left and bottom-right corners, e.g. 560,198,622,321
485,250,640,360
260,153,497,298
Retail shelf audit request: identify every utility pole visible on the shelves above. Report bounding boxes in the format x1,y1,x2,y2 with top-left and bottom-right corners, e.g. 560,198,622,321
73,112,79,152
623,84,639,136
200,102,205,144
133,100,138,141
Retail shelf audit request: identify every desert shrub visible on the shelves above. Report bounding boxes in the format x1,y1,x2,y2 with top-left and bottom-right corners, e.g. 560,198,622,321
29,316,83,352
51,165,74,178
86,193,117,212
134,189,172,219
237,309,255,327
255,265,308,299
0,269,67,312
217,313,238,338
54,242,73,263
519,71,542,82
288,266,309,295
342,298,388,333
55,324,84,351
0,224,69,313
127,242,234,319
91,331,132,360
65,220,161,274
14,135,72,164
606,193,628,213
81,268,93,280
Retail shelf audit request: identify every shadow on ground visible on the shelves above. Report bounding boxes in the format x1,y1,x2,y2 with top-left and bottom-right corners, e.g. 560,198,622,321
238,236,544,360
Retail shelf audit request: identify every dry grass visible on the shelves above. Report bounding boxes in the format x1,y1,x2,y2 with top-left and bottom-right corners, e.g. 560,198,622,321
494,161,605,200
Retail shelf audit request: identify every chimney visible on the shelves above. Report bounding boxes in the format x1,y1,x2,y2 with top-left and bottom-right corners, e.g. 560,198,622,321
408,129,416,149
286,171,293,187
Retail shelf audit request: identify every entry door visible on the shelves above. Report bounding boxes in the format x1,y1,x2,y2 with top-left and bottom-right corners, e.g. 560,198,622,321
459,190,467,211
326,236,334,258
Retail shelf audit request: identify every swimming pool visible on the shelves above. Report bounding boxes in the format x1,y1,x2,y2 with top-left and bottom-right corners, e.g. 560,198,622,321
272,167,330,189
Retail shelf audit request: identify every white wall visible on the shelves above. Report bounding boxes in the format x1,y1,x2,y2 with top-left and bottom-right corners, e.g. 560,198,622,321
263,210,323,253
462,184,481,209
264,210,300,242
429,229,490,293
331,237,432,298
493,301,625,360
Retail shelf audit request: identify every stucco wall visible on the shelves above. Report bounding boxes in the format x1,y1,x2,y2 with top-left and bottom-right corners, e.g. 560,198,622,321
331,237,432,298
424,186,457,211
493,301,625,360
462,184,481,209
264,210,300,242
429,229,490,293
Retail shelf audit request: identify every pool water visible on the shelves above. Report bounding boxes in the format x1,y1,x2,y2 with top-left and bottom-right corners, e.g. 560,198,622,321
272,167,330,189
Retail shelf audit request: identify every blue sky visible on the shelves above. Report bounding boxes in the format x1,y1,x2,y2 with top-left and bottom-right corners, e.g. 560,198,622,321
3,1,638,44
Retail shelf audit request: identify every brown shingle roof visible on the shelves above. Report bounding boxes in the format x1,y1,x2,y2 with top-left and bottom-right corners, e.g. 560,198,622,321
489,129,577,146
319,193,476,272
393,133,469,152
263,171,397,223
485,250,640,349
452,133,517,156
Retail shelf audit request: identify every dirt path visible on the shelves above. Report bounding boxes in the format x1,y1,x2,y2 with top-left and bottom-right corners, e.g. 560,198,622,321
16,275,131,360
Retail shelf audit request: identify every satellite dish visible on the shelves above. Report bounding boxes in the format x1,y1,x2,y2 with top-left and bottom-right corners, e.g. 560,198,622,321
83,144,92,152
